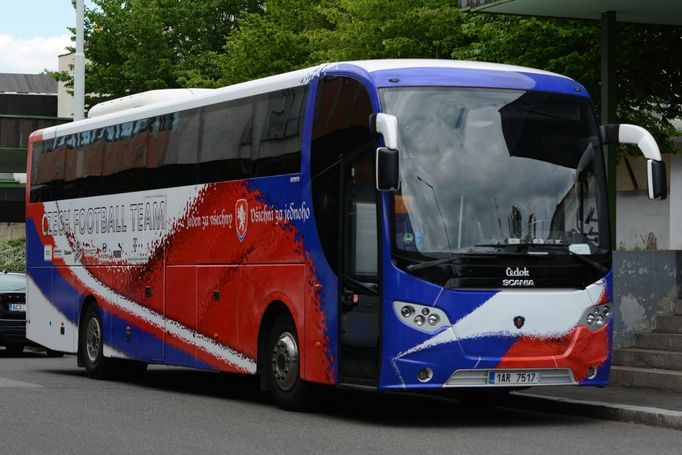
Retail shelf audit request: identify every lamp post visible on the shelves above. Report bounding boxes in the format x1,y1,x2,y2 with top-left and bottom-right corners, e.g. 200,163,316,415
74,0,85,120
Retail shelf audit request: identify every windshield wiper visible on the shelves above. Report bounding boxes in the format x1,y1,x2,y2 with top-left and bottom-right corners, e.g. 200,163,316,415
406,255,460,272
565,249,608,274
404,250,514,272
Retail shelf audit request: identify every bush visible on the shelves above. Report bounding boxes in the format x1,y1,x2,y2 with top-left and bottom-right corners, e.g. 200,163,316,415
0,238,26,272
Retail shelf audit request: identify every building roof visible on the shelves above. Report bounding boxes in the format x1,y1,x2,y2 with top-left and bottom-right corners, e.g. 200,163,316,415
460,0,682,26
0,73,57,95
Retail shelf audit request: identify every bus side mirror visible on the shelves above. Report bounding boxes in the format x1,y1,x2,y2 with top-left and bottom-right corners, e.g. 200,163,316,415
600,124,667,200
648,159,667,200
376,147,400,191
370,113,400,191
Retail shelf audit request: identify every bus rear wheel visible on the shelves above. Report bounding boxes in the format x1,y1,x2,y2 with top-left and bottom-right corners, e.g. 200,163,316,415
81,304,116,379
266,315,310,411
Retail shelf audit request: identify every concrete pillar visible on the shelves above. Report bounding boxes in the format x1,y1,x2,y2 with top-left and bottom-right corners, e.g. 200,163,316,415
669,154,682,249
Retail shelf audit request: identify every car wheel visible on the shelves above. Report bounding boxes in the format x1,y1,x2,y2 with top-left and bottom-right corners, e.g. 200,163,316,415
81,304,116,379
5,344,24,355
266,315,310,411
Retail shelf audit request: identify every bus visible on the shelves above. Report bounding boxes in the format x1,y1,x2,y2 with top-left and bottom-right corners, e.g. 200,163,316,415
26,60,666,409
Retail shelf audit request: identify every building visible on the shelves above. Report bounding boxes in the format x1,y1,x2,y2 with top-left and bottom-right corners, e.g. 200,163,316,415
0,73,70,237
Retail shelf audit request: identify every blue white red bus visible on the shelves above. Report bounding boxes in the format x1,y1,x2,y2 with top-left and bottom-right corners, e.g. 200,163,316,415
26,60,666,409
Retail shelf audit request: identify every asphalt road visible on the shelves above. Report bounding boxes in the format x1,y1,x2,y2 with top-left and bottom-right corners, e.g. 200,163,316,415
1,348,680,455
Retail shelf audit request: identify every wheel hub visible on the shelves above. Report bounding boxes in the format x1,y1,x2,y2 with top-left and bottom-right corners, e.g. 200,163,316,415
271,331,299,392
86,317,101,363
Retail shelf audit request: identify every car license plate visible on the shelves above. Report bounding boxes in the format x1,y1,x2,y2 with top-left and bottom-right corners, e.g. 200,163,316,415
8,303,26,312
488,370,540,385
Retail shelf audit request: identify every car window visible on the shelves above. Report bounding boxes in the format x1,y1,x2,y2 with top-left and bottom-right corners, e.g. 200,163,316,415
0,274,26,292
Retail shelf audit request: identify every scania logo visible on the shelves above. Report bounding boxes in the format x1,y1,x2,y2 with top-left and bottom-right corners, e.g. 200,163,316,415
506,267,530,277
503,267,534,287
513,316,525,329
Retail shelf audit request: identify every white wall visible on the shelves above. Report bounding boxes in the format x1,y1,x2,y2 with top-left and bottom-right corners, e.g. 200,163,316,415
617,190,670,249
57,53,75,118
615,152,677,250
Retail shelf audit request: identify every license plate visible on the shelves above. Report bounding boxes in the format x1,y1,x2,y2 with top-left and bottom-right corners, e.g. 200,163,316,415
488,370,540,385
8,303,26,312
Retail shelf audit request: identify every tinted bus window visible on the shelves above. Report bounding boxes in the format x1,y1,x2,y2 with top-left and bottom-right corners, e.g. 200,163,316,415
199,98,253,183
252,87,306,177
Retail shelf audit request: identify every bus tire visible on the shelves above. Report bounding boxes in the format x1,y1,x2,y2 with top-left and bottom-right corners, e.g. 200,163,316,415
81,304,116,379
266,315,310,411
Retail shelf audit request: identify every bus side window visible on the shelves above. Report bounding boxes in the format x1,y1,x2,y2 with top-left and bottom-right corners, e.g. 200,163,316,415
199,98,253,183
252,87,306,177
30,140,47,202
154,110,199,188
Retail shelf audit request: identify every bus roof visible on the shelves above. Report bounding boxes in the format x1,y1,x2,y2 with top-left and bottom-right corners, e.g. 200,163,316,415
35,59,578,141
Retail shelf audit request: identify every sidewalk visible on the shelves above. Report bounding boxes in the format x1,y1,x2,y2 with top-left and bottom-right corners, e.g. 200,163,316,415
505,385,682,431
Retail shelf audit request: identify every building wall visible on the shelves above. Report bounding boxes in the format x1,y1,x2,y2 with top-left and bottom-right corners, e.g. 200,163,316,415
615,153,673,250
617,191,670,250
58,53,75,118
0,222,25,242
613,251,681,348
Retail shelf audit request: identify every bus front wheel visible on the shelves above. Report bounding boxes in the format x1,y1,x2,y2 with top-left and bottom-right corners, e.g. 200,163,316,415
266,315,310,410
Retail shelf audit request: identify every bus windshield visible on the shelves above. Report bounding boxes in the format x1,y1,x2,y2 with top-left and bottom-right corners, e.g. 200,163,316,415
380,87,609,263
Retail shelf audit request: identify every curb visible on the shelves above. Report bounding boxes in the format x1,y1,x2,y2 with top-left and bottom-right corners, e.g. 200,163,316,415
506,392,682,431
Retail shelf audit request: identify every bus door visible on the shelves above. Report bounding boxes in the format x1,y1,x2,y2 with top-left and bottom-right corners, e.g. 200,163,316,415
338,149,380,385
311,76,380,386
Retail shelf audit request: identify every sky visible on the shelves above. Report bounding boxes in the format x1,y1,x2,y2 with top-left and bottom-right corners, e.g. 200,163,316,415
0,1,95,74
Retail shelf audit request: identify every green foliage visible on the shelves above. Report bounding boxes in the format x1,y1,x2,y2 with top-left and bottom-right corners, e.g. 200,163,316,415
82,0,261,106
216,0,328,85
0,239,26,273
217,0,467,84
310,0,466,61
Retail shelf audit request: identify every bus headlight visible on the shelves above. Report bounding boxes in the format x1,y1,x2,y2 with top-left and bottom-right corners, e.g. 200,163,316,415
582,304,612,331
393,301,450,333
401,305,415,318
428,313,440,326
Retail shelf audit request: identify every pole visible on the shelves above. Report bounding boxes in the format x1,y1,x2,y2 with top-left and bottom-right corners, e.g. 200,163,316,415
601,10,617,250
74,0,85,120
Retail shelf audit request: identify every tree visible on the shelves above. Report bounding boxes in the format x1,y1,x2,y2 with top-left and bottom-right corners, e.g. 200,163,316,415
309,0,466,62
215,0,329,86
216,0,468,84
73,0,260,107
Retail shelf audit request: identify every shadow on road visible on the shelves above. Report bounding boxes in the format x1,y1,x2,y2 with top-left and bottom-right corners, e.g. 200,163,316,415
0,348,47,359
33,361,588,428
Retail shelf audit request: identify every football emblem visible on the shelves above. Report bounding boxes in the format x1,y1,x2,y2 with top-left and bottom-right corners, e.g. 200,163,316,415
235,199,248,241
